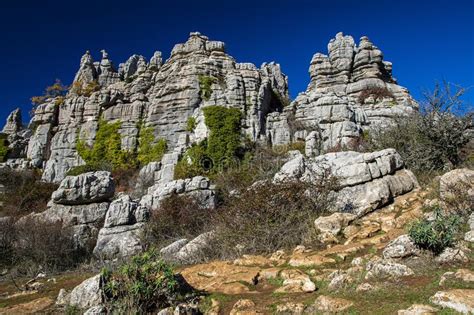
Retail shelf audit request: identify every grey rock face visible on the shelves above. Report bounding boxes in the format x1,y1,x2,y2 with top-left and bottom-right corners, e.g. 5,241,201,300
140,176,216,210
2,108,22,135
267,32,418,150
171,232,215,264
159,239,190,260
19,32,289,183
274,148,418,216
93,194,149,259
439,168,474,200
68,274,102,309
52,171,115,205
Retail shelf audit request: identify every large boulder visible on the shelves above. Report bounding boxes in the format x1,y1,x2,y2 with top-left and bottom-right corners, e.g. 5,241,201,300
430,289,474,314
383,234,418,259
274,148,418,216
52,171,115,205
68,274,102,309
93,194,149,259
439,168,474,202
140,176,216,210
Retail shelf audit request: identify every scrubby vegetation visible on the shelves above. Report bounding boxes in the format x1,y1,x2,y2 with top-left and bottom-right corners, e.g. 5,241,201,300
175,106,243,178
137,126,167,166
30,79,68,107
367,82,473,182
143,194,213,249
212,179,335,258
101,249,198,313
408,206,461,255
0,168,58,217
70,80,101,97
0,217,88,275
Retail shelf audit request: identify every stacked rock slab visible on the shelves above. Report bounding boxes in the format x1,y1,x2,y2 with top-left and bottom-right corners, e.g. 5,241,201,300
15,32,288,183
267,32,418,149
274,148,419,216
93,194,149,259
140,176,216,210
21,171,114,249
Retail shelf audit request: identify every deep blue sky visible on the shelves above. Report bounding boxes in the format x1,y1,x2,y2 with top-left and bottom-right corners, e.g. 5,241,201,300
1,0,473,124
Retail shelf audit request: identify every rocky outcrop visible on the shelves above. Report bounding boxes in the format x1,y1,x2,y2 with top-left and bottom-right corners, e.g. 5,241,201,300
3,32,420,182
267,32,417,149
52,171,115,205
274,149,418,216
430,289,474,314
93,194,149,259
16,32,288,183
68,275,102,309
140,176,216,210
2,108,22,135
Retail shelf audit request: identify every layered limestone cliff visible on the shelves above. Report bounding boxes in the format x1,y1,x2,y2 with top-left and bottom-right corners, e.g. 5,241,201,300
11,32,288,182
1,32,416,183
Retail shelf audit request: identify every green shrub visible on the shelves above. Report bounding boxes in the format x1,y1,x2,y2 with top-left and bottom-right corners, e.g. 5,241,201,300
174,106,243,179
77,119,137,171
174,142,209,179
102,249,197,313
203,105,242,167
199,75,217,100
0,134,9,162
137,126,167,166
186,117,197,132
408,206,461,255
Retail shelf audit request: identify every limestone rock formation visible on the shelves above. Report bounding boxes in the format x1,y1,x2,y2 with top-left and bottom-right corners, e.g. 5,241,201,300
274,149,419,216
267,32,418,149
2,32,420,183
2,108,22,135
140,176,216,210
93,194,149,259
18,32,289,182
51,171,115,205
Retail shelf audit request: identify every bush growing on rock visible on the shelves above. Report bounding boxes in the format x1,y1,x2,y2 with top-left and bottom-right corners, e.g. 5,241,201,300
175,106,243,178
30,79,68,107
76,119,137,172
358,86,395,104
408,206,461,255
137,126,167,166
198,75,217,100
101,249,198,313
368,82,473,182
